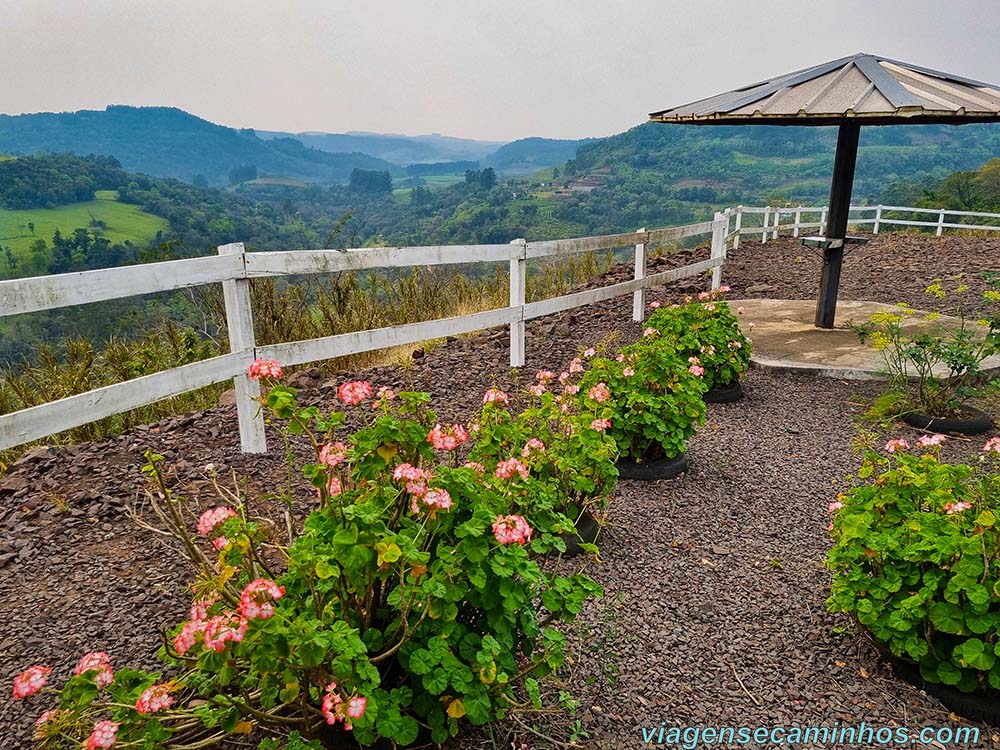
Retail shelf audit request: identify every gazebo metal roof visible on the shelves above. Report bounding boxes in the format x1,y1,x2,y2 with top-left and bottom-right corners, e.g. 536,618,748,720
649,53,1000,127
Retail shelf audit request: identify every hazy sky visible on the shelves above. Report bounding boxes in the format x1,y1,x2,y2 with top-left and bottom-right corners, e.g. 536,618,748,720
2,0,998,141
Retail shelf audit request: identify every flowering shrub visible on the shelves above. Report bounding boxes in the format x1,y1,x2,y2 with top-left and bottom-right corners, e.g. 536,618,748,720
852,278,1000,417
14,366,602,748
578,335,706,462
467,363,619,547
827,436,1000,692
646,288,752,391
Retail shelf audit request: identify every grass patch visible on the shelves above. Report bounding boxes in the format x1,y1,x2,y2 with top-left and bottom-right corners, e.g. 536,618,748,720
0,190,169,266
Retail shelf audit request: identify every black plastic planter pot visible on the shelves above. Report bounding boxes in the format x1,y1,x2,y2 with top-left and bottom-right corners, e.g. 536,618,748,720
902,407,993,436
616,452,688,481
886,654,1000,725
704,380,744,404
561,509,600,557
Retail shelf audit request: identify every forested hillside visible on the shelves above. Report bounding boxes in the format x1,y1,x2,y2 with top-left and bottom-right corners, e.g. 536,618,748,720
565,122,1000,205
0,106,400,186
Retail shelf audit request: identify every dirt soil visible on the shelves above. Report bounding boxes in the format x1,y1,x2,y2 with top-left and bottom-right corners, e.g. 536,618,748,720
4,234,1000,749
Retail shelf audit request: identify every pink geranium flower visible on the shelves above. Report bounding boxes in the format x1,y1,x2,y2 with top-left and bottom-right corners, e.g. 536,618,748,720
522,438,546,457
319,441,349,467
202,612,248,652
247,358,282,380
642,327,657,337
348,696,368,719
338,380,372,405
136,683,175,714
916,434,947,448
483,387,509,404
393,463,432,496
588,383,611,403
944,501,973,515
197,506,236,536
74,652,113,689
983,437,1000,454
428,423,469,451
494,458,529,481
884,438,910,454
493,514,533,545
85,721,119,750
649,301,661,309
590,418,611,432
12,665,51,700
239,579,285,620
688,365,705,377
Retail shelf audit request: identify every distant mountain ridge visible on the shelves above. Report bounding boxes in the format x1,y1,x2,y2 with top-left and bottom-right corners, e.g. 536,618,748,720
0,106,401,186
257,129,505,165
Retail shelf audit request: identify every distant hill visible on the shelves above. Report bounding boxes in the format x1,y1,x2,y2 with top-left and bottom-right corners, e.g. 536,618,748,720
566,122,1000,203
484,137,596,175
258,130,503,166
0,106,400,186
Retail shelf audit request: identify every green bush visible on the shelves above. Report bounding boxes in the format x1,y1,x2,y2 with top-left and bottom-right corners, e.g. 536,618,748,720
467,366,619,527
14,366,603,748
827,436,1000,692
578,333,706,462
645,289,752,391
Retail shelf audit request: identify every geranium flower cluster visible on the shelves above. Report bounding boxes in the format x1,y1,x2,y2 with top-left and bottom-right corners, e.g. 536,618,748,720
197,506,236,536
322,682,367,730
85,720,119,750
239,578,286,620
983,437,1000,454
338,380,373,405
492,514,533,545
75,652,114,688
428,423,469,451
393,463,453,514
247,358,282,381
494,458,529,481
174,578,283,655
319,441,349,467
13,665,51,699
521,438,546,457
483,387,509,404
587,383,611,403
944,501,973,514
135,683,174,714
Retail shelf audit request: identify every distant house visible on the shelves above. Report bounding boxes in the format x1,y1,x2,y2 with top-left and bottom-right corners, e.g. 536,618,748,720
568,176,604,193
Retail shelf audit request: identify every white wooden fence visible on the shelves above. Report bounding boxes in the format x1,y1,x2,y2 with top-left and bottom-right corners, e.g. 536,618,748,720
3,201,997,456
729,204,1000,247
0,212,734,454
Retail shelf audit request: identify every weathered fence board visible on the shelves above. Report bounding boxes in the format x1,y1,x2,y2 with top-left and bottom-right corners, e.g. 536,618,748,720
0,254,242,317
0,353,248,450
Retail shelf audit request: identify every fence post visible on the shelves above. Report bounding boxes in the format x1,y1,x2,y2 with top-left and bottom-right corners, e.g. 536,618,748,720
710,212,725,290
632,227,647,322
509,239,526,368
219,242,266,454
761,206,770,243
772,208,781,239
793,206,802,237
733,205,743,249
874,205,883,234
936,209,946,236
820,207,828,236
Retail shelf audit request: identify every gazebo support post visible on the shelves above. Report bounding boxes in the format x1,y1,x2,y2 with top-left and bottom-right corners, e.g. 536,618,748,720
815,121,860,328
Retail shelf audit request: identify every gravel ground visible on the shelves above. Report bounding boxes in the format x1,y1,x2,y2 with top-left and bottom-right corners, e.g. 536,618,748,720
3,234,1000,749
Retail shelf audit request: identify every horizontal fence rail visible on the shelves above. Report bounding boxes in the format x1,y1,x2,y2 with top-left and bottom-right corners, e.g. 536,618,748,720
730,204,1000,247
1,200,994,455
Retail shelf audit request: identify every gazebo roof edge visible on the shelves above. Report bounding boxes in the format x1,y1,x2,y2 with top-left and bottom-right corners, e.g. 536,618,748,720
649,53,1000,125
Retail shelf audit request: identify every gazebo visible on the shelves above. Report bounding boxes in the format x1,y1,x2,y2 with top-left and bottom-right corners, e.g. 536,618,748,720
649,53,1000,328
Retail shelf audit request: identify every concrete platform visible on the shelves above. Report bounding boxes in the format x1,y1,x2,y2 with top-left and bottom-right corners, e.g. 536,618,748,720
732,299,1000,380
